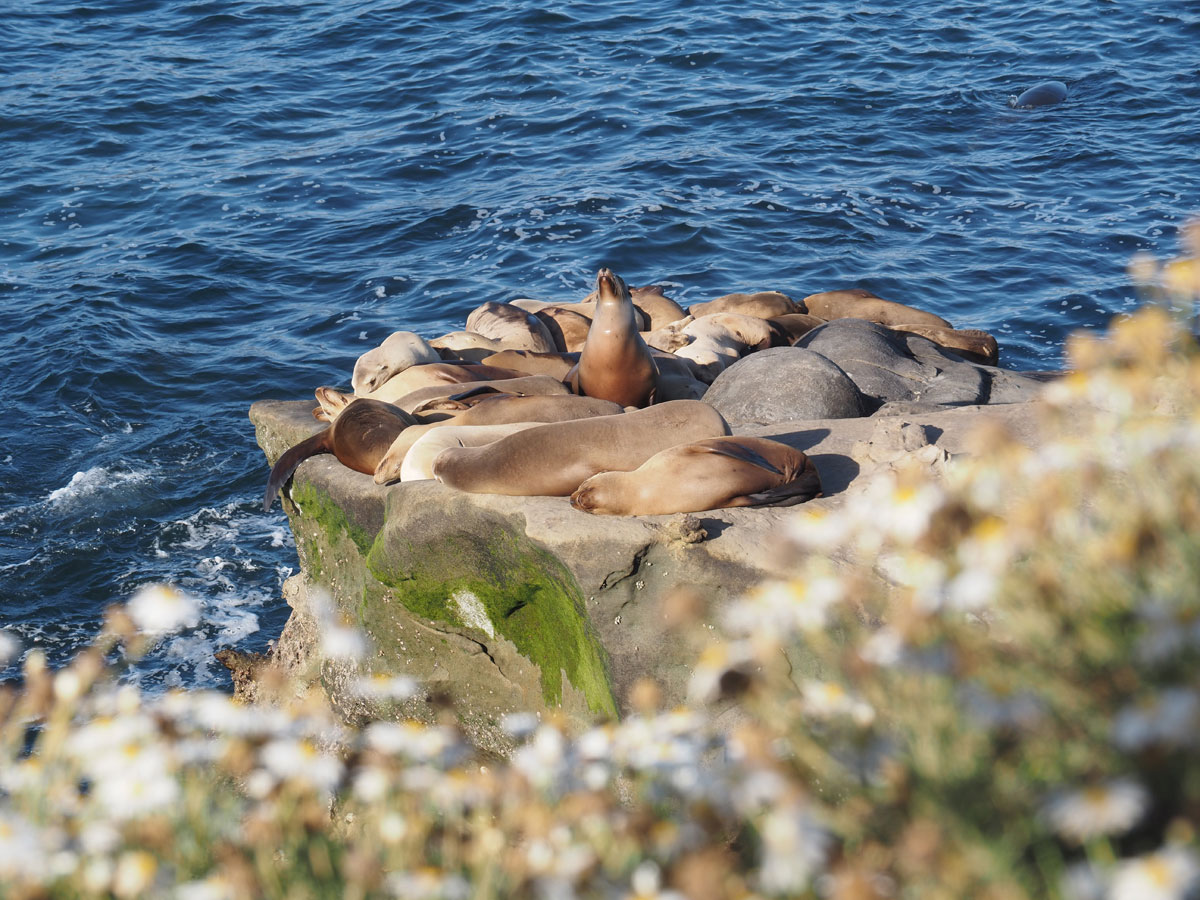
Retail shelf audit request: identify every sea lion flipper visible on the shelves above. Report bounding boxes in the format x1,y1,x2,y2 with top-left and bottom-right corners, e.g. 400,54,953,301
740,467,824,508
695,441,784,475
264,430,331,512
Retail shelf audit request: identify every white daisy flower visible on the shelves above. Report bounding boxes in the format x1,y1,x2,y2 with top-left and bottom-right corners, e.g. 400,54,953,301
126,583,201,635
1042,778,1149,841
1110,846,1200,900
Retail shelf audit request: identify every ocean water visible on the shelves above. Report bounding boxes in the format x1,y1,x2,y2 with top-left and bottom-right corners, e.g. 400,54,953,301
2,0,1198,689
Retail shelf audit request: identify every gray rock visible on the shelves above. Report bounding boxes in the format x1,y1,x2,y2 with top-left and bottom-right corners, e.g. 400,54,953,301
704,347,867,423
796,318,1047,409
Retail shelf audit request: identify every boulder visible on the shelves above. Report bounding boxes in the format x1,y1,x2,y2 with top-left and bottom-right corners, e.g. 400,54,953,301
246,395,1056,747
796,318,1046,410
704,347,867,423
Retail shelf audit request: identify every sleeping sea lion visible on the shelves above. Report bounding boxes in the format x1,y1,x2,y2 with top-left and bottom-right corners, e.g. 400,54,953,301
570,436,822,516
465,301,557,352
801,289,952,329
432,399,730,497
688,291,798,319
887,324,1000,366
429,331,508,362
352,331,441,395
264,398,417,511
479,349,580,380
565,268,659,408
534,307,593,353
398,422,545,482
373,393,624,484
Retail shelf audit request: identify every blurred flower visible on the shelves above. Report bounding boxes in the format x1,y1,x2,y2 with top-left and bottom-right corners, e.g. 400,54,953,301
0,812,50,882
1110,846,1200,900
500,711,540,738
350,673,418,702
723,575,844,637
959,683,1043,731
627,860,686,900
320,622,369,662
260,737,342,793
1042,778,1149,841
113,850,158,898
757,803,829,896
385,868,470,900
0,629,20,665
126,583,201,635
858,627,905,667
800,680,875,727
1112,688,1199,751
364,721,460,764
1060,861,1110,900
686,640,757,705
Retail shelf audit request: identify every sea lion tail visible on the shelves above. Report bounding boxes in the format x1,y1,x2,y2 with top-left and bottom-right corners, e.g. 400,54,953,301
264,430,331,512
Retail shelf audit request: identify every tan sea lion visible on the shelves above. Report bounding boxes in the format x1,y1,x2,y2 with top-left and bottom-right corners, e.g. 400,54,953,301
432,399,730,497
688,291,798,319
429,331,507,362
643,316,694,354
373,393,625,483
801,289,952,328
886,324,999,366
264,398,417,511
565,268,659,408
351,331,441,395
479,349,580,380
769,313,827,344
465,301,557,353
389,374,571,414
326,361,531,413
693,312,777,352
397,422,545,482
578,284,686,331
570,436,822,516
534,307,593,353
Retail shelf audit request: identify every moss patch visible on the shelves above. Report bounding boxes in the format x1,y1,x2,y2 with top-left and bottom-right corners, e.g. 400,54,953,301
366,527,617,718
291,482,374,558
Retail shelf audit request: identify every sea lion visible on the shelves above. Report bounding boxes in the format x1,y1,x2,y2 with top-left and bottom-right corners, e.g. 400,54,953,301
1012,81,1067,109
672,317,756,382
643,316,695,354
373,393,625,483
534,307,593,353
479,349,580,380
801,289,952,328
329,361,531,411
465,302,557,353
351,331,441,395
389,374,571,414
569,436,822,516
397,422,545,482
578,284,686,331
887,324,1000,366
692,312,777,352
565,268,659,408
769,313,827,344
433,399,730,497
688,291,798,319
264,398,417,511
429,331,507,362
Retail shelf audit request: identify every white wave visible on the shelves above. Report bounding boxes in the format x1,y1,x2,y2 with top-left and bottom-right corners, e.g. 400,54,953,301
46,466,152,506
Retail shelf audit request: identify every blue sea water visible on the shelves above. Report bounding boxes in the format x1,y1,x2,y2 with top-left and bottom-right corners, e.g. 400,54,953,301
2,0,1198,689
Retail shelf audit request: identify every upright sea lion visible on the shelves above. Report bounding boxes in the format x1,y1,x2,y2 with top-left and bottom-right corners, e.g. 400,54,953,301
397,422,545,482
688,291,799,319
569,436,822,516
480,349,580,380
264,398,417,511
465,301,557,353
579,284,687,331
433,399,730,497
565,268,659,408
534,307,593,353
373,393,624,483
801,289,952,328
352,331,441,395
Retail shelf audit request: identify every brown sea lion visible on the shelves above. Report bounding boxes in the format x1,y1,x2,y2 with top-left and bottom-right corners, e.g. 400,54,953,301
643,316,694,354
578,284,687,331
688,291,798,319
318,362,533,419
768,313,827,344
465,302,557,353
398,422,546,482
429,331,507,362
801,289,952,328
534,307,593,353
693,312,777,352
570,436,822,516
886,324,1000,366
352,331,442,395
479,349,580,380
432,399,730,497
390,374,571,414
373,393,625,484
565,268,659,408
264,398,417,511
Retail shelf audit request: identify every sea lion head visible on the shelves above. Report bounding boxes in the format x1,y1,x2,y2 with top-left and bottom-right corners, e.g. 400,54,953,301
569,472,626,516
596,267,631,306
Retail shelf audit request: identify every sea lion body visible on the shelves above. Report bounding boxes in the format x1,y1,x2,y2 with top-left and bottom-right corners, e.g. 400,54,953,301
534,307,593,353
688,291,798,319
432,399,730,497
465,301,557,353
801,289,952,329
480,349,580,380
888,324,1000,366
769,313,827,344
352,331,441,395
264,398,417,510
643,316,695,354
391,374,571,414
398,422,544,482
570,436,822,516
373,393,624,483
566,268,659,408
429,331,507,362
